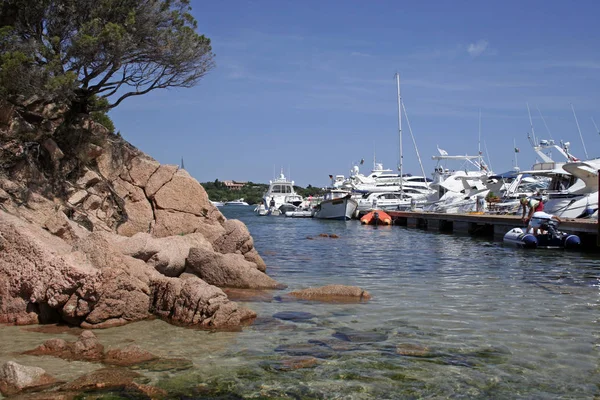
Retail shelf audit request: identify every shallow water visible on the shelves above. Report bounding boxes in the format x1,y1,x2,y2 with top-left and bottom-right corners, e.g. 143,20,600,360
2,206,600,398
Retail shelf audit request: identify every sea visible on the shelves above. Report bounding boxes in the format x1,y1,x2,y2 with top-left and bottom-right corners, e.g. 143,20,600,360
1,205,600,399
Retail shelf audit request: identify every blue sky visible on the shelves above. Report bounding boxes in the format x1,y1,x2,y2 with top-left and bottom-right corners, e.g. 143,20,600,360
110,0,600,187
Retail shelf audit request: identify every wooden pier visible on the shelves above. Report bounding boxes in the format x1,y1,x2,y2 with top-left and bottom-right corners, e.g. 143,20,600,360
386,211,599,250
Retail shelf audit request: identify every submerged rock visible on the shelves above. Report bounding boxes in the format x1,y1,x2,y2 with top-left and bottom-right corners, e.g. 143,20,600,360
289,285,371,303
59,367,141,392
103,344,157,366
396,343,431,357
0,361,60,396
261,356,319,371
23,331,104,362
133,357,194,372
275,342,335,359
332,328,388,343
272,311,316,322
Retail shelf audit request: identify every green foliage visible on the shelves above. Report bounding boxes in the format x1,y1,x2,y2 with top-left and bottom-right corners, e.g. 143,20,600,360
91,110,115,133
0,0,215,111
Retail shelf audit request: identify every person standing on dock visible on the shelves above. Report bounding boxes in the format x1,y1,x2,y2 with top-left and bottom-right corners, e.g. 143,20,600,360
521,196,558,235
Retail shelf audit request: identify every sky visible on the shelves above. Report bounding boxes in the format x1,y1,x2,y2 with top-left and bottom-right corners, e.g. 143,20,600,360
109,0,600,188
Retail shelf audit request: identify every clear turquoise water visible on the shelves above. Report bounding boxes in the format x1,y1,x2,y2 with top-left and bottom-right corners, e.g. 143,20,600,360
1,206,600,399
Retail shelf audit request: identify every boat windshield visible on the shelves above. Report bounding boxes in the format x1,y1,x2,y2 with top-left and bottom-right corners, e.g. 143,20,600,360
271,184,293,194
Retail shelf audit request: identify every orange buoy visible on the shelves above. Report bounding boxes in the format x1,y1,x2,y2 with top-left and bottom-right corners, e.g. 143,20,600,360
360,210,392,225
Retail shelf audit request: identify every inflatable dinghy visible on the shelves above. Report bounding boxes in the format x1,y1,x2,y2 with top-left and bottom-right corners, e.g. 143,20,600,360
360,210,392,225
503,223,581,250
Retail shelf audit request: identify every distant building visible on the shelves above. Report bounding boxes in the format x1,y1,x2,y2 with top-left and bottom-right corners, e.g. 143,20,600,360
222,180,246,191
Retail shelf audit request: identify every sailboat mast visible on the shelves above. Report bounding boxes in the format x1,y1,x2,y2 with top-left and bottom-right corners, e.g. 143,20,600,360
478,109,482,170
527,103,537,146
571,103,589,159
401,100,427,181
395,72,403,191
592,117,600,135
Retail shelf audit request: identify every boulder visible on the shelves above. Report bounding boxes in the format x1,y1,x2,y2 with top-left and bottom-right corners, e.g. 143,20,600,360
150,273,257,327
0,211,98,325
41,138,64,163
145,164,178,197
186,247,285,290
153,169,213,216
125,156,160,188
110,232,213,277
24,331,104,361
213,219,254,254
75,169,101,188
153,208,207,237
67,190,88,206
112,178,153,236
289,285,372,302
0,361,59,396
73,233,154,329
43,210,77,243
212,219,267,271
103,344,157,366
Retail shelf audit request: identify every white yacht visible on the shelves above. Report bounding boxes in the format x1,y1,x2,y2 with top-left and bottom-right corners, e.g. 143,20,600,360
313,189,358,220
519,139,599,219
263,170,303,213
210,200,225,207
342,163,433,197
356,191,420,213
224,199,249,206
423,151,492,213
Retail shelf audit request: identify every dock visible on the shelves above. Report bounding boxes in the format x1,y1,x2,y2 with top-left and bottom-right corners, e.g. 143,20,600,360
386,211,599,250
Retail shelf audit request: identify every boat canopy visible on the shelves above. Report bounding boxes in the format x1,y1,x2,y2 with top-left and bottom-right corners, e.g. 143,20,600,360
489,171,532,180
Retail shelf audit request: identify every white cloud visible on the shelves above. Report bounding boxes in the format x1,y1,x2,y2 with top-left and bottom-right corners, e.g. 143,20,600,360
467,40,489,57
350,51,372,57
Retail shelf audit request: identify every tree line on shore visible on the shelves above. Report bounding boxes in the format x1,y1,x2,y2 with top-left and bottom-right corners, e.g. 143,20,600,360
201,180,326,205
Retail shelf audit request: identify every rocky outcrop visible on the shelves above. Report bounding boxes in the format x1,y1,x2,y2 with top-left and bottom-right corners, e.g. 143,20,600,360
0,207,263,329
0,361,59,396
0,107,280,330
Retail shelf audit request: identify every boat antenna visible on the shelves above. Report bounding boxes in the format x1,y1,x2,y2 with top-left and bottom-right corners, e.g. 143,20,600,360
527,102,537,146
180,157,185,169
570,103,589,159
401,100,427,181
592,117,600,135
395,72,403,191
513,138,519,171
536,106,553,141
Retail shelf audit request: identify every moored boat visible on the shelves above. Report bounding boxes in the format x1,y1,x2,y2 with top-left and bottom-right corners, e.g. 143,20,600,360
503,222,581,249
284,210,313,218
360,210,392,225
313,189,358,220
263,170,303,213
225,198,249,206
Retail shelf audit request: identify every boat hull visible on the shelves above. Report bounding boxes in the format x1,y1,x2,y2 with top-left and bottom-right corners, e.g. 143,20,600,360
313,197,358,220
285,210,313,218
